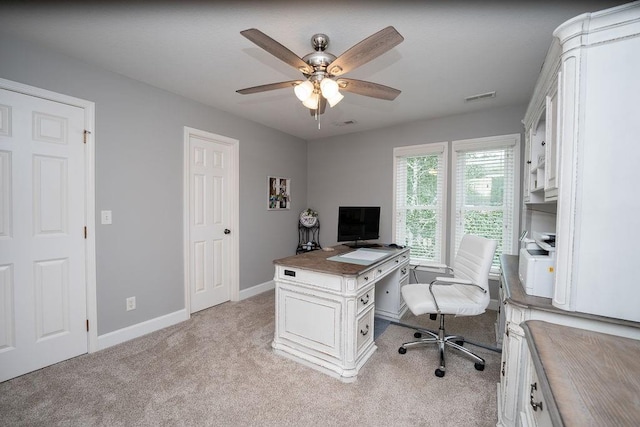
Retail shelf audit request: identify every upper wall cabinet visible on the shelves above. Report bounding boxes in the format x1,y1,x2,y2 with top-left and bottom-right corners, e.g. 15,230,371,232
525,2,640,323
523,42,561,204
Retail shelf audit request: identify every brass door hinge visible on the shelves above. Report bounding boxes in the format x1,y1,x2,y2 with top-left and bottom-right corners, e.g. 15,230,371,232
83,130,91,144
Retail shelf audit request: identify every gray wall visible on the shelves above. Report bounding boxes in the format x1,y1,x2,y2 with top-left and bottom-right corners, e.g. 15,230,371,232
0,31,526,336
0,34,307,335
307,105,526,299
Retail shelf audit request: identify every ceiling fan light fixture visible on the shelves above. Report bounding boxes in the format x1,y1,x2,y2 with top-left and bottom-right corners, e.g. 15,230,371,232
327,92,344,108
302,92,320,109
294,80,314,101
320,78,339,99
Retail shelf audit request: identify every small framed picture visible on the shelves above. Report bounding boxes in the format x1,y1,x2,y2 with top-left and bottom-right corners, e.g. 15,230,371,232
268,176,290,210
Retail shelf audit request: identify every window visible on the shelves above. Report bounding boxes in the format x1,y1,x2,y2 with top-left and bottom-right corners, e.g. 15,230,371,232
451,134,520,272
393,143,447,265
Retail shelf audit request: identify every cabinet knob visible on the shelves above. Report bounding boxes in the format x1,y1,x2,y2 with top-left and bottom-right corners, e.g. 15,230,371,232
364,276,369,281
378,269,383,273
224,229,231,234
360,294,370,305
526,160,532,164
541,141,546,146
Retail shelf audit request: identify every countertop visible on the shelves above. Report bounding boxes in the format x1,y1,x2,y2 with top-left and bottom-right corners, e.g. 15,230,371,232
274,245,408,277
500,255,638,329
523,320,640,426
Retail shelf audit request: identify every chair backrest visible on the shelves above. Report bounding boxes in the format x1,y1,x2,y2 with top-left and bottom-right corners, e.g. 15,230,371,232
453,234,498,292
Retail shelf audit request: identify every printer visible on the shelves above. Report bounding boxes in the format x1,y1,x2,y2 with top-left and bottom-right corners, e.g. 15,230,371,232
518,231,556,298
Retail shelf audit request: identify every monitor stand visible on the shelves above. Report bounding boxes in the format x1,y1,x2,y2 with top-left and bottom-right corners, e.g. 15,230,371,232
345,241,381,249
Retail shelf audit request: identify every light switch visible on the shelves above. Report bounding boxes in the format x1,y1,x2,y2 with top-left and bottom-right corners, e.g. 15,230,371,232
101,210,112,225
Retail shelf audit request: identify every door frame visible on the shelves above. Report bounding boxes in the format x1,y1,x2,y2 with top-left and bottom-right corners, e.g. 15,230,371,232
183,126,240,314
0,77,98,353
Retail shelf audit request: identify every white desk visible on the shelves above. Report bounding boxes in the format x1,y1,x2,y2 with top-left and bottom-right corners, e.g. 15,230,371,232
272,245,410,382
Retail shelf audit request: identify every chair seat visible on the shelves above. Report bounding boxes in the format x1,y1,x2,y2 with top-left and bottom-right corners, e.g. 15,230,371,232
402,283,487,317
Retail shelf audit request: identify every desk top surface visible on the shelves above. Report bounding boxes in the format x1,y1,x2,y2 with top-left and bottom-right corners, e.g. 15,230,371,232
274,245,408,277
524,320,640,427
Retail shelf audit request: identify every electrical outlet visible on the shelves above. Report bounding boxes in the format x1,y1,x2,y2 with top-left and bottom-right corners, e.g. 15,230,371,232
126,296,136,311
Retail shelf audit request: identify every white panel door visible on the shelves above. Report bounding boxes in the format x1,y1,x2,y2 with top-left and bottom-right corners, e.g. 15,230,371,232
0,88,87,382
187,130,234,313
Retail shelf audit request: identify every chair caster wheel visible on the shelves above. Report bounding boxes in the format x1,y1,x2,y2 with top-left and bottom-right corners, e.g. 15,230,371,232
435,368,445,377
429,314,437,321
414,332,422,338
398,347,407,354
474,363,485,371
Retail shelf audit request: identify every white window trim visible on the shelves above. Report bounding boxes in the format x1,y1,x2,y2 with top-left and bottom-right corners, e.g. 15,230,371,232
450,133,521,271
392,141,448,264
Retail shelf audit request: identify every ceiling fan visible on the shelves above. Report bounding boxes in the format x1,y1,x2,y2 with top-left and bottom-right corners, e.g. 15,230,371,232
236,26,404,116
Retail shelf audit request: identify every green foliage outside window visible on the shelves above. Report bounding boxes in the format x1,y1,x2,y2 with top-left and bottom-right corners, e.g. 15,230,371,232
399,155,441,261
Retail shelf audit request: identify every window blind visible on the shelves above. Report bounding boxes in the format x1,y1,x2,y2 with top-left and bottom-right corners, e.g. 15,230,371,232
452,136,519,271
394,143,447,264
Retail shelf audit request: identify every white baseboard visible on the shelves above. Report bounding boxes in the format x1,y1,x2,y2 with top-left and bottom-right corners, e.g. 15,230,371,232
487,298,500,312
239,280,275,300
97,308,189,351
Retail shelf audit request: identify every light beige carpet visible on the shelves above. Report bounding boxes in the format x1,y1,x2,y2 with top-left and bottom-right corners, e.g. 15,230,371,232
0,290,500,426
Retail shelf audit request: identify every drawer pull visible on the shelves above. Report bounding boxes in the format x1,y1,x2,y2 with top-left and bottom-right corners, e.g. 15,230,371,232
401,267,407,274
360,294,370,305
360,324,369,336
530,383,543,412
395,259,399,263
378,268,383,274
364,276,369,281
284,269,296,277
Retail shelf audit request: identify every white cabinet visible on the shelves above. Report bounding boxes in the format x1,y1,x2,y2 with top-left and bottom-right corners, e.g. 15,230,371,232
497,255,640,426
497,307,526,427
519,348,553,427
523,41,561,205
543,85,558,201
523,2,640,323
374,257,410,321
551,3,640,322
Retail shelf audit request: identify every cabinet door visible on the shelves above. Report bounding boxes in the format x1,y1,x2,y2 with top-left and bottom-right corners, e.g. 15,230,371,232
523,130,532,203
275,285,343,361
544,79,559,201
499,320,525,426
520,349,554,427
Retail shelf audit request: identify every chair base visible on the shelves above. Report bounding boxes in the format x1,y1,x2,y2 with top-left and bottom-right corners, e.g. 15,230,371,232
397,314,485,377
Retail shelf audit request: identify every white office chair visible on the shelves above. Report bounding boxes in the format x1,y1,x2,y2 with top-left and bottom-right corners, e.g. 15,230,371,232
398,234,497,377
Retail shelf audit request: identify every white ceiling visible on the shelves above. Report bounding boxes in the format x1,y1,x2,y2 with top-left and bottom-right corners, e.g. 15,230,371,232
0,0,626,140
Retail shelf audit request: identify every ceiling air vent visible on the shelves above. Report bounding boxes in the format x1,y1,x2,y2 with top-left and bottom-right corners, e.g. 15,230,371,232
333,120,358,127
465,91,496,102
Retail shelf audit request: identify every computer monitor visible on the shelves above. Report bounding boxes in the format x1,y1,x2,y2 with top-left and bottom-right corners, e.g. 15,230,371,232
337,206,380,247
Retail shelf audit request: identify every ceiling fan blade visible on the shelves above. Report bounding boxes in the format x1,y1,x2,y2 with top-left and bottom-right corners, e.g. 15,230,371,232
327,26,404,76
240,29,312,74
337,78,401,100
236,80,302,95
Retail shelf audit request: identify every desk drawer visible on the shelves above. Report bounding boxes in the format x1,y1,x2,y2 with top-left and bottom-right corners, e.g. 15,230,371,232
356,307,375,354
276,266,342,292
357,286,374,315
374,252,409,280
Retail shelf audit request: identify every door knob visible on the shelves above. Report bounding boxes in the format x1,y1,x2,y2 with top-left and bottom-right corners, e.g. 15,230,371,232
224,229,231,234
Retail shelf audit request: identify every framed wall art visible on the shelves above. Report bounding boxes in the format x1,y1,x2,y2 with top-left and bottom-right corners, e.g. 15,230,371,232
268,176,290,210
